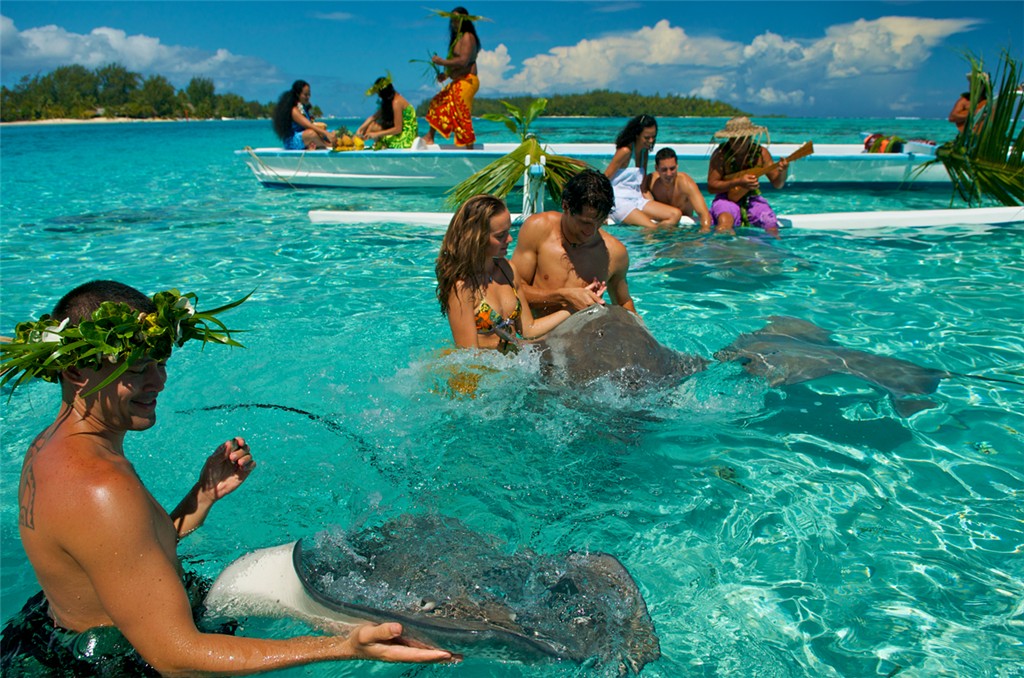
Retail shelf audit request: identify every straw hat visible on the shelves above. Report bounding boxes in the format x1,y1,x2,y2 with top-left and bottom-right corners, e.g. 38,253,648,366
714,117,768,138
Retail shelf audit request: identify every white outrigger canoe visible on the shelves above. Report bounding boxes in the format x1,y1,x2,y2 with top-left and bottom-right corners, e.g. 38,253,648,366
238,141,950,190
307,206,1024,232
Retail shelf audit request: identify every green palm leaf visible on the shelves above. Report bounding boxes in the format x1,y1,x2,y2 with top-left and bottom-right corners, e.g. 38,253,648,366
920,49,1024,206
448,99,590,209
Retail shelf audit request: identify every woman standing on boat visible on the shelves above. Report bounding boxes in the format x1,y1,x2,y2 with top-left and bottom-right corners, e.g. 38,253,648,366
420,7,481,149
436,195,570,352
272,80,334,150
356,75,418,149
604,115,682,227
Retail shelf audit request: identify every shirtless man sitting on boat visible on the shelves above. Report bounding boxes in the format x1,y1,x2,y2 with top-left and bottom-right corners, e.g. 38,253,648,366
0,281,453,675
511,169,636,316
642,148,712,231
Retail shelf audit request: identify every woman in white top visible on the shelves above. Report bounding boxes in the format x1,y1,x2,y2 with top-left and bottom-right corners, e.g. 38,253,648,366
604,115,681,227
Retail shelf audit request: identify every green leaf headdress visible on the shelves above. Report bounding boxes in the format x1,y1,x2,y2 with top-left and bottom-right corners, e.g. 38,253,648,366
1,289,250,397
365,71,393,97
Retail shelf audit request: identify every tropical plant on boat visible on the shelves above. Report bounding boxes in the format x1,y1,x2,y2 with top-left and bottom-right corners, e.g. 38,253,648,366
445,98,590,209
924,49,1023,206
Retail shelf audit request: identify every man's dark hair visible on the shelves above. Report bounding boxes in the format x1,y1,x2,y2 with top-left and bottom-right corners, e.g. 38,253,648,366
654,147,677,165
53,281,154,325
561,170,614,220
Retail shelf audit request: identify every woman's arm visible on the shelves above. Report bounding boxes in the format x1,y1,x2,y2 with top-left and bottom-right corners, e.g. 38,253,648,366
512,262,570,339
292,105,334,145
369,100,406,139
355,114,377,138
604,146,632,179
446,283,485,349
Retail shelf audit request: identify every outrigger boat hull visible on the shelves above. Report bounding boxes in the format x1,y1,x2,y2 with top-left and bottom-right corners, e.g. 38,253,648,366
238,142,950,189
307,206,1024,232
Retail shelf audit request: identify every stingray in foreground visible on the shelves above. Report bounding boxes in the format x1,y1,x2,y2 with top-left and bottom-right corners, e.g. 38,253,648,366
536,306,981,416
204,514,660,674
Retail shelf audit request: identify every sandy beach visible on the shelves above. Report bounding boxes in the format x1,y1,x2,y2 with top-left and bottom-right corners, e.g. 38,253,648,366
1,117,193,126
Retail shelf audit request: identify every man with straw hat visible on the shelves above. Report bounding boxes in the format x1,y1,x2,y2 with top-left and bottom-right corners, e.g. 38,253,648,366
706,116,788,234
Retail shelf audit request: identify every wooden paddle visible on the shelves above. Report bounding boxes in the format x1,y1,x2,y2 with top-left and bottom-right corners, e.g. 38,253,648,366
724,141,814,202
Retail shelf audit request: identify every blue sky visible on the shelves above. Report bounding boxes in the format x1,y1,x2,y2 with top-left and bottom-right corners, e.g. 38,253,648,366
1,1,1021,118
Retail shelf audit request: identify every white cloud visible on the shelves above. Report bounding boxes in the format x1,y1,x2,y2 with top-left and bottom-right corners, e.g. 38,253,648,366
810,16,980,78
746,86,807,107
690,75,734,102
474,14,982,116
312,12,354,21
485,19,742,94
0,15,280,91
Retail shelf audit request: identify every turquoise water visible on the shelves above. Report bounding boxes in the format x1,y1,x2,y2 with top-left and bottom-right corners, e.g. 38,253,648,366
1,118,1023,677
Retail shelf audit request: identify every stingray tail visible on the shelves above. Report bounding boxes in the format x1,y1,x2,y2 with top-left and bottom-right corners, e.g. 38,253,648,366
950,372,1024,388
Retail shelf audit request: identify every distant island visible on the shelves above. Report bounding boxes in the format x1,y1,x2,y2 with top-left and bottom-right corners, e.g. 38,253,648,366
2,63,748,123
419,90,748,118
1,63,280,123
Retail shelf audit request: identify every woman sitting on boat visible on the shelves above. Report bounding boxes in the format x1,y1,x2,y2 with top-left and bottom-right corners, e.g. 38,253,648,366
355,75,418,149
272,80,334,150
604,115,682,227
436,195,570,352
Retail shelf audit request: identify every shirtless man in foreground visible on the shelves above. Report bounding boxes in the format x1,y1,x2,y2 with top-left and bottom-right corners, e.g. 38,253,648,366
1,280,452,675
643,147,712,231
511,169,636,316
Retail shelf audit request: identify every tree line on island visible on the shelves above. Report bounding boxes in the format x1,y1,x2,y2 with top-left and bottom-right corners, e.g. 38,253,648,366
2,63,747,123
0,63,275,122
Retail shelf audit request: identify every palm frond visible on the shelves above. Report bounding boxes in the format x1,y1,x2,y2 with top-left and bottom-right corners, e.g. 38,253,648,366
446,138,590,208
919,49,1024,206
447,98,589,210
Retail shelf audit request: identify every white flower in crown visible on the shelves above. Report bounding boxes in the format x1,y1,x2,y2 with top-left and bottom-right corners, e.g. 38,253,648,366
174,296,196,317
39,318,69,343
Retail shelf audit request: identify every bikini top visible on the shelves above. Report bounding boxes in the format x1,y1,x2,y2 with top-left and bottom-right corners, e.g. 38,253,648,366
474,259,522,349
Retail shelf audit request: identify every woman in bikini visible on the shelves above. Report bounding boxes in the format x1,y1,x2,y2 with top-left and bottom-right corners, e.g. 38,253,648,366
604,115,681,227
436,195,570,352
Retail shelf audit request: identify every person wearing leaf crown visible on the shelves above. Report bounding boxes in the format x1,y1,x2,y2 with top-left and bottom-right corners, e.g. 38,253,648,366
706,116,788,235
0,281,454,675
419,7,481,149
356,74,419,149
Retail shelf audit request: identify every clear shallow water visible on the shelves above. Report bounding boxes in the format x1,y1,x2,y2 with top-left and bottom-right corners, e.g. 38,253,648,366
1,118,1022,677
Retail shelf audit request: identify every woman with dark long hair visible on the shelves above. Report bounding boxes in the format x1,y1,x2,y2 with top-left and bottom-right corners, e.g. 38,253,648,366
436,195,569,352
420,7,481,148
272,80,334,150
604,115,682,227
355,75,418,149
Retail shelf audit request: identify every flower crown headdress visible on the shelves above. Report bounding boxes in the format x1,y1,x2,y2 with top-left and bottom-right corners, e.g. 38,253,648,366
365,72,393,97
0,289,249,397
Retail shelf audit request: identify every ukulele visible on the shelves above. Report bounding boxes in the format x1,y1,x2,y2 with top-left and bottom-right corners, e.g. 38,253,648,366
724,141,814,202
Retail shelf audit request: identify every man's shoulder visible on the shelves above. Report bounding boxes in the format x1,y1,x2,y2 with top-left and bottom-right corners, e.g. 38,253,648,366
520,211,560,237
600,229,628,253
31,435,139,495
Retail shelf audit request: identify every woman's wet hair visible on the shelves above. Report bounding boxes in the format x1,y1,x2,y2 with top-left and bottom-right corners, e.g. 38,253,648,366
615,115,656,149
435,194,507,315
375,79,397,128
